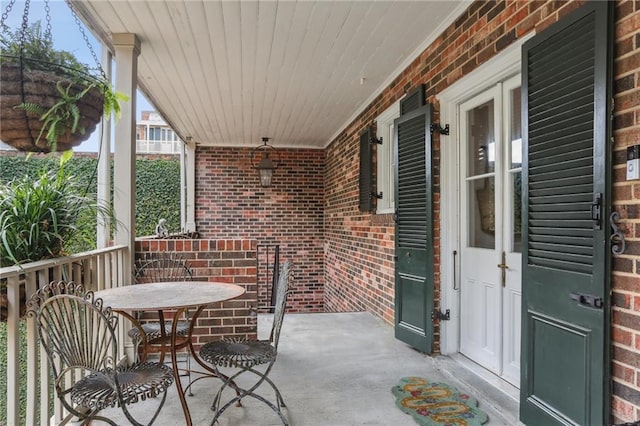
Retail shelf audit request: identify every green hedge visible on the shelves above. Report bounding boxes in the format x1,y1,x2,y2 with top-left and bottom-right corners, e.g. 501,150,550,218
0,153,180,423
0,154,181,239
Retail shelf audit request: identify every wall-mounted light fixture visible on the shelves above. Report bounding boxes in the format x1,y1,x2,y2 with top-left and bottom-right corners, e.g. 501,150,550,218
251,137,281,188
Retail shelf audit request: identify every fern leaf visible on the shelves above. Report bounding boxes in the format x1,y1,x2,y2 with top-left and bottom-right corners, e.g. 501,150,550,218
15,102,45,115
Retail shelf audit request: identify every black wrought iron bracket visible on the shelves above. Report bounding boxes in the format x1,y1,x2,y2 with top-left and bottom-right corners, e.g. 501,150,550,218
430,123,450,135
610,211,626,255
371,191,383,200
431,309,450,322
370,136,383,145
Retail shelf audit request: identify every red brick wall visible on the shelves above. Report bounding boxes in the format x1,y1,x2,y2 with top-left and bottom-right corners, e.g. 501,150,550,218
324,0,640,421
611,1,640,423
135,238,258,348
324,129,399,325
194,146,325,313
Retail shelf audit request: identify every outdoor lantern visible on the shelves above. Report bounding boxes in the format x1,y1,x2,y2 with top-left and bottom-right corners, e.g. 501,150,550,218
251,137,281,188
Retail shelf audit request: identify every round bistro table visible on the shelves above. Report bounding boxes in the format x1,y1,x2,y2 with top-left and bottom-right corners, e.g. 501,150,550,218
94,281,246,425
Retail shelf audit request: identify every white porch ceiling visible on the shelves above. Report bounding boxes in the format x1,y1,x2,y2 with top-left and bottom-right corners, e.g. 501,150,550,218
73,1,467,149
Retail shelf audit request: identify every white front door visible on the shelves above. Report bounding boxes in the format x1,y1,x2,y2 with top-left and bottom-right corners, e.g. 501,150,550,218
459,75,522,387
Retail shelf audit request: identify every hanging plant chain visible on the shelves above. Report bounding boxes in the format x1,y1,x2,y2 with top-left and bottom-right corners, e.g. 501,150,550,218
0,0,17,27
44,0,52,42
65,0,106,80
19,0,31,52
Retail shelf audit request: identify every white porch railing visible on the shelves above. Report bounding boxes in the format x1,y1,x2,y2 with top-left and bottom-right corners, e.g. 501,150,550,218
1,245,129,426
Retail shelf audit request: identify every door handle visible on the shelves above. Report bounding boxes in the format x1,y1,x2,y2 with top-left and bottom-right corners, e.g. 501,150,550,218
453,250,458,290
497,251,508,287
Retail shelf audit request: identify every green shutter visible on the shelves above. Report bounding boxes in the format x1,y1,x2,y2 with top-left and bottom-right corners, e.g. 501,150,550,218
520,2,613,425
359,127,373,212
394,104,434,353
400,85,425,116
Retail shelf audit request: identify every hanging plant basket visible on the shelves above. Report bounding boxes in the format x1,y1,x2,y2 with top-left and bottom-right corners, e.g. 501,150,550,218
0,59,104,153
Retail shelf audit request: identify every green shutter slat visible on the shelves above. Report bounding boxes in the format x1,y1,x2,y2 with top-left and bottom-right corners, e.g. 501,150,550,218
529,128,593,152
531,234,593,245
527,256,593,275
529,163,592,179
529,226,593,237
397,111,428,249
530,242,593,256
529,184,592,198
529,249,592,264
529,211,592,221
529,86,593,118
529,146,592,167
529,177,593,192
529,196,592,207
526,12,596,273
529,219,594,229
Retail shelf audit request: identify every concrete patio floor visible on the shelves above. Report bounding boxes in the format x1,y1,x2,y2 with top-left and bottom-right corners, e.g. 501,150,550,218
102,312,519,425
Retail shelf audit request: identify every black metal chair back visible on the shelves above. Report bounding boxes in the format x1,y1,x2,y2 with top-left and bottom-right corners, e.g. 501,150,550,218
269,259,292,350
199,260,293,425
27,281,174,426
31,281,117,375
134,254,193,283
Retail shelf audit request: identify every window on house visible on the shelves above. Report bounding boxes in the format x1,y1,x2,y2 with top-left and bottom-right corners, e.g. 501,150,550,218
375,102,400,214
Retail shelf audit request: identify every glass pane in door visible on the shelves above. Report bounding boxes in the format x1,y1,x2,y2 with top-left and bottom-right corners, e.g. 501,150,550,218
510,87,522,168
509,87,522,252
468,177,495,249
467,100,495,176
511,171,522,252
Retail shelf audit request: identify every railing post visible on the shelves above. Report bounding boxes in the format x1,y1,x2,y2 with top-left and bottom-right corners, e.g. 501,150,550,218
0,245,128,425
25,274,38,425
5,276,20,426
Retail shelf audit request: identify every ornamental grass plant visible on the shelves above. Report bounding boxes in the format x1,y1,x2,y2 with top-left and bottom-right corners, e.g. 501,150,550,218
0,153,112,268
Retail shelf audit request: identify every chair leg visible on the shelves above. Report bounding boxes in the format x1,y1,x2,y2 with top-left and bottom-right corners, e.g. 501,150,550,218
79,410,118,426
246,366,287,408
59,397,118,426
81,416,117,426
209,363,288,426
211,385,289,426
119,385,169,426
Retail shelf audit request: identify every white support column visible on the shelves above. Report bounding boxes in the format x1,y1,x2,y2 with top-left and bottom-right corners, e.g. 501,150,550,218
97,44,112,249
180,142,186,230
112,33,140,267
184,140,196,233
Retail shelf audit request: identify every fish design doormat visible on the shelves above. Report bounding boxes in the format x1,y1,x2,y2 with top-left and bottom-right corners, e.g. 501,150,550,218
391,376,489,426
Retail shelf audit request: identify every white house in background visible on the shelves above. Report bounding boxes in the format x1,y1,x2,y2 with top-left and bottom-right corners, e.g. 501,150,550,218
136,111,182,154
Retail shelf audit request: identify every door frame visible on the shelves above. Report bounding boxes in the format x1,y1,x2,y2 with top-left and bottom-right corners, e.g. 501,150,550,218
438,34,533,356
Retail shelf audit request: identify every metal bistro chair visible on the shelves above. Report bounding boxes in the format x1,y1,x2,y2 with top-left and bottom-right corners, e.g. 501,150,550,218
200,260,293,426
26,281,174,426
129,254,193,363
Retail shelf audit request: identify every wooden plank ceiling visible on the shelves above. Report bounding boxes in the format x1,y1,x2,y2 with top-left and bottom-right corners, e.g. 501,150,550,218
73,1,467,148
